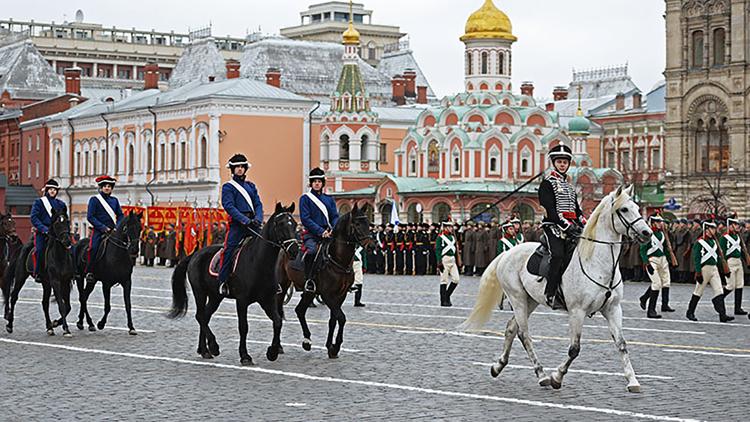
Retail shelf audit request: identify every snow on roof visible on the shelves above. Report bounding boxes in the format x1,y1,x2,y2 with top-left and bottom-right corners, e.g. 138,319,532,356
378,49,436,98
0,38,64,100
168,38,227,89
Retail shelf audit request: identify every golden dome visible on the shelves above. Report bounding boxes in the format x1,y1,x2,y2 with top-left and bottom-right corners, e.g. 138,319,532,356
460,0,517,42
342,22,361,45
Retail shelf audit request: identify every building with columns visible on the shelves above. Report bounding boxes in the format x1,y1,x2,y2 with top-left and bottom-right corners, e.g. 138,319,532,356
664,0,750,218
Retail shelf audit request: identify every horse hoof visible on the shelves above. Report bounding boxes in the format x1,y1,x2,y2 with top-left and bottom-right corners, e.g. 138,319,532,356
88,325,97,332
201,352,213,359
46,329,55,336
627,384,642,393
6,325,12,334
538,376,552,387
97,321,106,330
240,357,254,366
490,364,503,378
267,346,279,362
209,343,220,357
76,322,84,331
302,339,312,351
128,329,137,336
63,332,73,338
278,345,285,355
551,379,562,390
328,350,339,359
52,319,60,328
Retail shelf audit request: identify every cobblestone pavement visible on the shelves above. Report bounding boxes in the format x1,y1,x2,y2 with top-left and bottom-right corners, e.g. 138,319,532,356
1,266,749,421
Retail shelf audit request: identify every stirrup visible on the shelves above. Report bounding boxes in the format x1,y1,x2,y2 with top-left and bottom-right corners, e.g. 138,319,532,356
85,273,95,283
304,279,316,293
219,281,231,297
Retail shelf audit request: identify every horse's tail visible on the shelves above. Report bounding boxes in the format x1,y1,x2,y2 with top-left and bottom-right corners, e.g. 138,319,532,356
458,254,504,331
166,251,193,319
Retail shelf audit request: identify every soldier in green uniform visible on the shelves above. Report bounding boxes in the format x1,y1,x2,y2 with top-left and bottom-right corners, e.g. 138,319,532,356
436,221,460,307
638,214,676,318
352,244,366,307
687,221,734,323
720,216,747,315
497,221,518,256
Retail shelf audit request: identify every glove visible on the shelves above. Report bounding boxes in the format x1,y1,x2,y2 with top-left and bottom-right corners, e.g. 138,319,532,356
437,263,444,272
564,224,581,238
645,264,654,276
695,273,703,283
245,220,261,233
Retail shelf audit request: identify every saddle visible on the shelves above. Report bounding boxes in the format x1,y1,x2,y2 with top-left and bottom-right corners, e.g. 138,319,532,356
289,252,305,272
208,236,255,277
25,248,37,277
526,232,579,280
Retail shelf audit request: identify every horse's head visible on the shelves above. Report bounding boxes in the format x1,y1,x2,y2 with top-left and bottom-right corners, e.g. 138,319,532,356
266,202,298,255
121,211,143,257
608,185,652,244
0,213,16,237
337,204,371,246
49,208,72,248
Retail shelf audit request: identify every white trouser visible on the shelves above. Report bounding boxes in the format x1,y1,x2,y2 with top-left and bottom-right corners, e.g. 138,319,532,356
726,257,744,290
440,255,460,285
647,255,671,290
353,261,363,286
693,265,723,298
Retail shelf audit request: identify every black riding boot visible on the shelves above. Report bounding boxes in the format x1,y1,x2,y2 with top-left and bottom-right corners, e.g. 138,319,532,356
440,284,448,307
303,253,316,293
735,289,747,315
647,289,662,319
545,260,565,310
354,285,365,307
686,294,700,321
712,295,734,323
639,286,650,310
445,282,458,307
661,287,675,312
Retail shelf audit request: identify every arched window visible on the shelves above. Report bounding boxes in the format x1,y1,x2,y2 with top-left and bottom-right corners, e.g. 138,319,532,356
55,149,61,177
340,134,350,160
481,51,488,74
200,136,207,168
466,51,473,76
379,202,393,225
692,30,704,68
497,52,504,75
488,145,501,175
452,147,461,175
431,202,451,223
367,41,376,61
180,140,187,170
146,144,153,173
713,28,726,66
128,143,135,175
512,203,535,223
75,151,81,176
170,142,176,170
101,146,107,174
408,149,417,176
407,203,422,224
83,151,89,176
696,117,729,173
361,134,368,161
92,149,98,175
520,147,532,176
114,146,120,175
35,161,39,178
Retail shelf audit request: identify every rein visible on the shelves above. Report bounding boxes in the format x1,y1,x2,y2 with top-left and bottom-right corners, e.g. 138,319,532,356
322,213,370,275
244,212,299,256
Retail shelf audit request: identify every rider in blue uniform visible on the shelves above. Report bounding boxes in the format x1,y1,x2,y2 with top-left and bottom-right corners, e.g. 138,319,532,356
218,153,264,297
30,179,67,282
85,175,124,283
300,167,339,293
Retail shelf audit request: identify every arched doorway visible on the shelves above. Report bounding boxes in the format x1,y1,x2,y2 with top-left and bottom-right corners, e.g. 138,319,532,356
407,203,423,224
470,203,500,223
431,202,451,223
379,202,393,225
512,202,535,222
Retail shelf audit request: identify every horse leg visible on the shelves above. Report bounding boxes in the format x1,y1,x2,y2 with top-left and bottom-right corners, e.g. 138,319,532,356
512,298,548,385
331,299,346,358
325,301,338,358
236,301,253,366
545,309,585,389
5,276,27,333
78,276,97,331
122,280,137,335
41,282,54,336
203,293,223,356
51,280,72,337
295,292,315,351
490,316,518,378
602,302,641,393
192,290,212,359
97,283,112,330
259,297,283,362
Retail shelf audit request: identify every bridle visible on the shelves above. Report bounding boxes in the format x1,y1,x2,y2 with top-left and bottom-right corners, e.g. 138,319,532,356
49,213,72,248
326,212,371,274
245,211,299,256
106,216,140,258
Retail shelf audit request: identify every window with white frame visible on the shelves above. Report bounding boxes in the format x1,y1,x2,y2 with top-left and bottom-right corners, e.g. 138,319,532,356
488,145,501,175
27,136,31,152
606,150,616,168
451,147,461,175
520,147,532,176
35,161,39,178
651,148,661,169
27,161,31,178
408,149,417,176
36,135,40,151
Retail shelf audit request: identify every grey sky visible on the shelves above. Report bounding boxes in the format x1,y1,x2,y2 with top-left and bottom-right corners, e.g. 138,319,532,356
4,0,667,99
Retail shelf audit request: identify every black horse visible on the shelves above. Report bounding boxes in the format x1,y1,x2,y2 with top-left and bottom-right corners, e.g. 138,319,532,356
71,211,142,334
0,213,23,316
4,208,74,336
276,205,371,358
167,203,298,365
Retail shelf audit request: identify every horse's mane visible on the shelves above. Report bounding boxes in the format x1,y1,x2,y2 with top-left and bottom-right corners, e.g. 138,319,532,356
579,189,629,259
333,211,352,236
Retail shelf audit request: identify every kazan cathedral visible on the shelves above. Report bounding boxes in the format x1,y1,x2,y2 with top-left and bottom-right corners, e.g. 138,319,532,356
325,0,622,224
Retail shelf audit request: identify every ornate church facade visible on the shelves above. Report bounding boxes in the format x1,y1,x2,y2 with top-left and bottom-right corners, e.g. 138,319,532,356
664,0,750,218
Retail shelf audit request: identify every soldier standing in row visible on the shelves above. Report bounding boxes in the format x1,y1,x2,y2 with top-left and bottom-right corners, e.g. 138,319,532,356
384,224,395,275
394,225,405,275
488,218,500,261
436,221,460,307
404,223,415,275
164,223,178,267
428,223,439,275
142,226,157,266
474,222,490,275
462,221,476,275
720,216,747,315
638,214,676,319
414,223,429,275
374,224,386,274
687,221,734,323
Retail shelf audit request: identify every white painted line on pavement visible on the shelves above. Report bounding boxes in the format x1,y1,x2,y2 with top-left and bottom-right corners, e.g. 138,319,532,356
663,349,750,358
395,329,516,341
230,338,361,353
0,338,700,422
470,362,674,381
285,403,307,407
582,325,706,335
106,327,156,333
366,310,466,319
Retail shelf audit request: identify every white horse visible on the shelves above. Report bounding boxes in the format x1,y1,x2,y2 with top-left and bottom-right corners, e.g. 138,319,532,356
461,185,652,393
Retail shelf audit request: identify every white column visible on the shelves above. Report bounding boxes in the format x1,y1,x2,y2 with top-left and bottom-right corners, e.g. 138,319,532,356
208,111,221,182
350,140,362,171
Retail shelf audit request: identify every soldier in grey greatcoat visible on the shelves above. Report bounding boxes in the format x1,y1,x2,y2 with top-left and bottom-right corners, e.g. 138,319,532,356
474,222,491,274
461,221,476,275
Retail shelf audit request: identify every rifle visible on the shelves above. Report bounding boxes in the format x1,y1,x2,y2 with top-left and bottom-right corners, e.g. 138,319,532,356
663,230,678,267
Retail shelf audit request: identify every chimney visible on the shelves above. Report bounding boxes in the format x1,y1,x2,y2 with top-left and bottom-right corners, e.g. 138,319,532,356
64,67,82,95
520,81,534,97
417,85,428,104
391,75,406,106
265,67,281,88
144,62,160,90
545,102,555,112
615,92,625,111
226,59,240,79
552,86,568,101
403,69,417,98
632,92,642,109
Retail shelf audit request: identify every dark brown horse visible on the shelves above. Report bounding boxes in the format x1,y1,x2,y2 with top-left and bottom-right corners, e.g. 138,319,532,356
0,213,23,319
275,205,370,358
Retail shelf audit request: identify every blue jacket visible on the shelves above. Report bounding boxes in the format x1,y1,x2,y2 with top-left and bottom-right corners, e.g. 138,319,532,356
221,175,263,226
30,194,67,234
87,192,124,233
300,190,339,237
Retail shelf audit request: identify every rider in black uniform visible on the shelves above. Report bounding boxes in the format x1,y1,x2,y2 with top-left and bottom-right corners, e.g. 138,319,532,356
538,144,585,309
